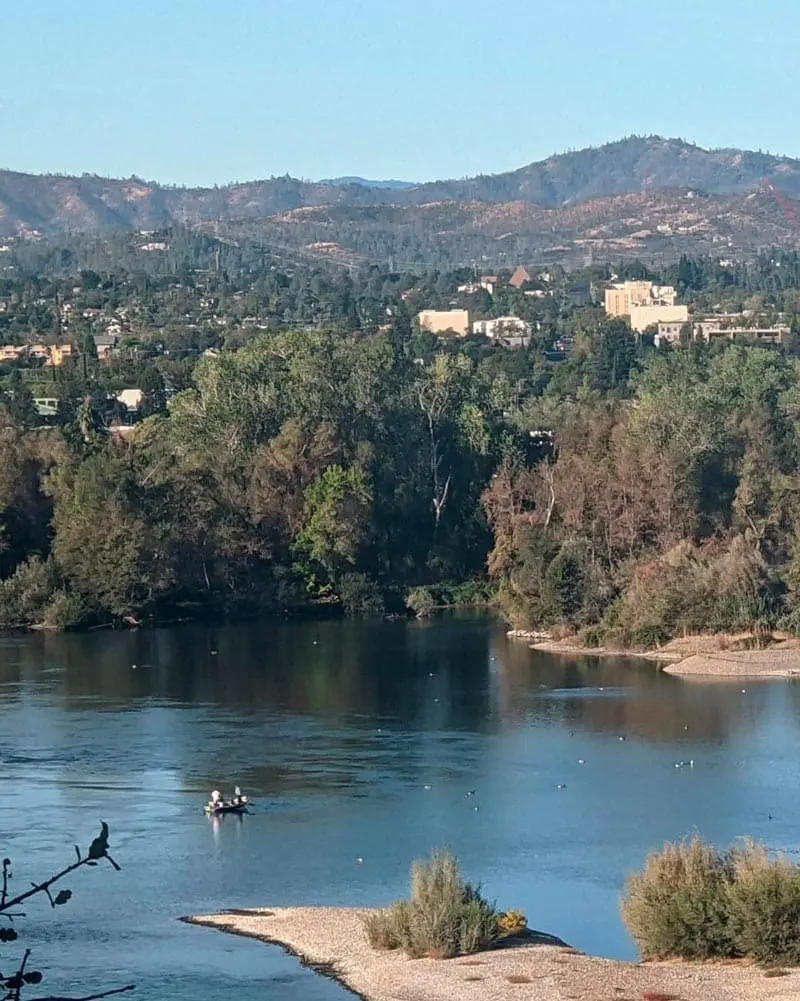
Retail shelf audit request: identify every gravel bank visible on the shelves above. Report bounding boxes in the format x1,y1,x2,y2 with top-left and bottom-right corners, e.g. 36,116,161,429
187,906,800,1001
529,633,800,679
529,639,679,661
663,648,800,678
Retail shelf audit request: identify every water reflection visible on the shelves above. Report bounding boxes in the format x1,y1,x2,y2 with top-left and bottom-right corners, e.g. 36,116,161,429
0,618,792,749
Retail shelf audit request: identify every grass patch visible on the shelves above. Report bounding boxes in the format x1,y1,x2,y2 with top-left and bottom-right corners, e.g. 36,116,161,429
363,849,499,959
622,836,800,965
505,974,533,984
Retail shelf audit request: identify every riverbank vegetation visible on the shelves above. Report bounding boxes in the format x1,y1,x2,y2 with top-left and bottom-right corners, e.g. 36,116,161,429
486,342,800,646
364,850,520,959
622,836,800,965
5,245,800,633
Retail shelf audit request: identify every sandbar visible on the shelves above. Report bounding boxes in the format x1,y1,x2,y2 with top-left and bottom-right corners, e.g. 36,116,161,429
525,633,800,679
187,906,800,1001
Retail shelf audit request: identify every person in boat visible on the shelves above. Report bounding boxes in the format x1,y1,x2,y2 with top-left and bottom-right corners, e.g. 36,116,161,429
231,786,248,806
208,789,222,811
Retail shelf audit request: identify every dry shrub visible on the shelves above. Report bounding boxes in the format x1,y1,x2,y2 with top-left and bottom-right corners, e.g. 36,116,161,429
622,837,800,965
363,850,498,959
726,841,800,965
603,537,773,647
620,836,735,960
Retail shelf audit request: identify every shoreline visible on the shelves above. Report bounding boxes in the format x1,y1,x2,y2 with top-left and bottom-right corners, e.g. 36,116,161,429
514,631,800,679
186,906,800,1001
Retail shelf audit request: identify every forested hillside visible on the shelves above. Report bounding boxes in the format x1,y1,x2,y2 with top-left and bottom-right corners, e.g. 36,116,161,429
2,137,800,265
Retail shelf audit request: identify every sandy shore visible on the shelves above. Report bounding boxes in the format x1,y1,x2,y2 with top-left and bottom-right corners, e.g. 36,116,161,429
187,906,800,1001
529,633,800,679
663,648,800,678
529,639,679,662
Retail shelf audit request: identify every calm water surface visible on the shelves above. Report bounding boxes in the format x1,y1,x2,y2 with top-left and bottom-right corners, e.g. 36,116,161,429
2,615,800,1000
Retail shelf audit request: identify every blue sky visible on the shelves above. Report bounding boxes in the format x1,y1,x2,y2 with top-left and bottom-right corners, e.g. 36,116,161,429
2,0,799,186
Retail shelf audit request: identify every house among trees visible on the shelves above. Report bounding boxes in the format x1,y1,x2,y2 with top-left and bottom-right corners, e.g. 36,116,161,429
93,333,118,360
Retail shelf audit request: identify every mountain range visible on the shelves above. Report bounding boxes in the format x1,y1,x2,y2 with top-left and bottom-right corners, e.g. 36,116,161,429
2,136,800,265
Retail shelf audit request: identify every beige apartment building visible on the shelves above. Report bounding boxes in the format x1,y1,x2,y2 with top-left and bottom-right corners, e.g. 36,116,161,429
417,309,470,336
628,303,689,333
604,280,685,332
605,281,678,316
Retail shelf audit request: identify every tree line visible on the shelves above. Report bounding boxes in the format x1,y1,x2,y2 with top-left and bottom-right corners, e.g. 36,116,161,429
1,243,800,637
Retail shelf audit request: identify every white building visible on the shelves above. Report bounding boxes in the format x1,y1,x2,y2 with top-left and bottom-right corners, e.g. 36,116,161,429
472,316,531,348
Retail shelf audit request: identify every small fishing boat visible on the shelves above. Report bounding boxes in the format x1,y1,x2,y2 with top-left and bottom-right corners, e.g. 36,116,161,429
204,801,249,816
204,787,250,816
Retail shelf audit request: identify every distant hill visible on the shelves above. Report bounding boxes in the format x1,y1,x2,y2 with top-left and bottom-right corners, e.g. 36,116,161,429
2,137,800,263
319,176,416,190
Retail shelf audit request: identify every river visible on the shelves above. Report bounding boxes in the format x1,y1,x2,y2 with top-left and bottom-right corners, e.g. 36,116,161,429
1,615,799,1000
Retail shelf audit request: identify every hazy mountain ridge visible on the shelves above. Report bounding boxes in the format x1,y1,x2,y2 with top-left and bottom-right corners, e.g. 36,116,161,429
319,177,416,190
2,137,800,262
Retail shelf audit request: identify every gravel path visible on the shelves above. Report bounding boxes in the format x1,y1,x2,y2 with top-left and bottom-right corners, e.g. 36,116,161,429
188,907,800,1001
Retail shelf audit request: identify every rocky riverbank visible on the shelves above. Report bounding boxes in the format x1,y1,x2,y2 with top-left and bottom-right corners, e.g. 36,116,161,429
187,907,800,1001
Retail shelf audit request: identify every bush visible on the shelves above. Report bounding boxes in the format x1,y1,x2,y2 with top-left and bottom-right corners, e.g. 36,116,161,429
579,625,604,648
364,849,498,959
726,842,800,965
622,836,800,965
338,573,385,618
627,624,670,650
601,538,776,647
621,836,736,960
406,586,437,619
0,556,60,628
41,589,90,631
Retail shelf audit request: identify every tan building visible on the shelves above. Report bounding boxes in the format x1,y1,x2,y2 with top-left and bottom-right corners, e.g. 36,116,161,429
628,304,688,333
0,345,26,362
605,281,678,318
44,343,75,367
417,309,470,337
